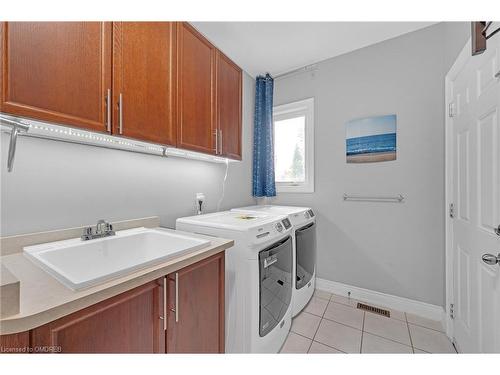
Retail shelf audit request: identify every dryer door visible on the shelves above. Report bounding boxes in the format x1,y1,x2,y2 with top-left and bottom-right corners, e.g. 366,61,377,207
295,222,316,290
258,236,292,337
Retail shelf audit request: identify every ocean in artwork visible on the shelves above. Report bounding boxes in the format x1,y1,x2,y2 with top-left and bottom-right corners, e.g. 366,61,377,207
346,114,397,163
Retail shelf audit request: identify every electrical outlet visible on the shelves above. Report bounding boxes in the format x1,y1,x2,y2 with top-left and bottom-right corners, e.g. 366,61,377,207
196,193,205,215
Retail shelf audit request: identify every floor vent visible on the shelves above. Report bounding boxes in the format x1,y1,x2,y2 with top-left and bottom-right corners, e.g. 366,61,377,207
357,303,391,318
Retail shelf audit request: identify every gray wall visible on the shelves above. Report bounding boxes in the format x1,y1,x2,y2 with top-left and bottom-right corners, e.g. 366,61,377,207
444,22,470,72
271,23,469,306
0,74,256,236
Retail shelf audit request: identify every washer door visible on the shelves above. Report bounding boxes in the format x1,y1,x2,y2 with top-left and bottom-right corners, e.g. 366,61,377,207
295,222,316,290
258,236,292,337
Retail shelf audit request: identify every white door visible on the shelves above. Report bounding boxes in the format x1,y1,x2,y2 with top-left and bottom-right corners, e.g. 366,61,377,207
449,31,500,353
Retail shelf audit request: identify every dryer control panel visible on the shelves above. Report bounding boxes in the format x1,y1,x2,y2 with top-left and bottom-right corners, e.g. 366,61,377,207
288,209,316,228
304,209,315,219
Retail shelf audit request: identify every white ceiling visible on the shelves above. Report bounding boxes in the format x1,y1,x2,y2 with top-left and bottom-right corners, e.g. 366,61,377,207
191,22,437,77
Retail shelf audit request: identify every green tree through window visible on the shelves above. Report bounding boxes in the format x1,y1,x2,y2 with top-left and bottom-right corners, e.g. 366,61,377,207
290,143,304,180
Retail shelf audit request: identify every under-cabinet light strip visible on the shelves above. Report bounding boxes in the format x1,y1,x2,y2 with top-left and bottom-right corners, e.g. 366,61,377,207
0,113,234,164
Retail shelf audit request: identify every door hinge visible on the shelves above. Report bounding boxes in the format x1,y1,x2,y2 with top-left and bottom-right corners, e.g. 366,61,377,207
448,102,455,117
449,303,455,319
449,203,455,218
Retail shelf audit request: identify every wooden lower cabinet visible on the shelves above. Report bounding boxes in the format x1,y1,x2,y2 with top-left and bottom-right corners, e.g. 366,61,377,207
166,252,225,353
0,332,30,353
31,279,165,353
0,252,225,354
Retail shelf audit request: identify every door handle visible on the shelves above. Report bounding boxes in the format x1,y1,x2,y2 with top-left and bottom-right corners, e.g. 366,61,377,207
264,256,278,268
482,253,500,266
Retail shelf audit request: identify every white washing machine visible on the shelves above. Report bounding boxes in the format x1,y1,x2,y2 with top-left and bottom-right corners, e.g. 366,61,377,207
230,205,316,317
176,211,293,353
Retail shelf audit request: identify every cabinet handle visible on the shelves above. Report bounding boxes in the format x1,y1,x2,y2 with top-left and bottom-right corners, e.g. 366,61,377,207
118,93,123,135
219,129,223,155
169,273,179,323
162,277,167,330
214,129,218,154
106,89,111,132
175,272,179,322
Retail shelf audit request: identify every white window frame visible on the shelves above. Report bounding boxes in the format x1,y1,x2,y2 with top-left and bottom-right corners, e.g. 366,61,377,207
273,97,314,193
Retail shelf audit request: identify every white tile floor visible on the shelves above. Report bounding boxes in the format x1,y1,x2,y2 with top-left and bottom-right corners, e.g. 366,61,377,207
280,289,457,354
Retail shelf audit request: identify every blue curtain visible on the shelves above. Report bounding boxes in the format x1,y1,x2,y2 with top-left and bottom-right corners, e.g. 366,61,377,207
252,74,276,197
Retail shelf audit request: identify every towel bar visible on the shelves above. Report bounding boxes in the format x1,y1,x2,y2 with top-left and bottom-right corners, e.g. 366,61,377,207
343,193,404,203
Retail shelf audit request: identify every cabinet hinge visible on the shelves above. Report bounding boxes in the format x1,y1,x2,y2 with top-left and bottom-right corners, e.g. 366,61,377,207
449,303,455,319
449,203,455,218
448,102,455,117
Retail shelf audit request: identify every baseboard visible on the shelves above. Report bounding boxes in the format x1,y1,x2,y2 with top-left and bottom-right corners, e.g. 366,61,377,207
316,278,445,322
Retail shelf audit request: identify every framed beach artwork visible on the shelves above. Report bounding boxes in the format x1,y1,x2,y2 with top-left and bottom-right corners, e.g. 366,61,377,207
345,114,397,163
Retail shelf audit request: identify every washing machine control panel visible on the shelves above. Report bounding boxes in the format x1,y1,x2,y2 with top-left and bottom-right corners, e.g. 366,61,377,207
282,218,292,229
252,217,292,245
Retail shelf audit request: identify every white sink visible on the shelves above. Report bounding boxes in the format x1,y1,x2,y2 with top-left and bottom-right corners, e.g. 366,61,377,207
23,227,210,290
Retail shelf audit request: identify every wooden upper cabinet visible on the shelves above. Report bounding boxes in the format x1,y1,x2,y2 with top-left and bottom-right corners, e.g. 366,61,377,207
112,22,176,145
0,22,112,132
0,22,243,159
216,51,242,160
31,280,165,353
176,22,216,154
166,252,225,353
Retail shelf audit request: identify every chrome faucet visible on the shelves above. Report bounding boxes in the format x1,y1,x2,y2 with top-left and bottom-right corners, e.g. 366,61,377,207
81,219,116,241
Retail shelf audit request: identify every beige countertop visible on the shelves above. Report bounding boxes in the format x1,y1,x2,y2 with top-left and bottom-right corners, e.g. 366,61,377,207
0,227,233,335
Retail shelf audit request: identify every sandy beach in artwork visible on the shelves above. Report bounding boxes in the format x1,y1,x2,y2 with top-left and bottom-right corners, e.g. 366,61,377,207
347,151,396,163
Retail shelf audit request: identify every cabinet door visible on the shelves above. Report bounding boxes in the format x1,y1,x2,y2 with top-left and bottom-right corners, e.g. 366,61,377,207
112,22,176,145
176,22,216,154
0,22,111,132
216,51,242,160
31,280,165,353
0,332,30,353
166,252,225,353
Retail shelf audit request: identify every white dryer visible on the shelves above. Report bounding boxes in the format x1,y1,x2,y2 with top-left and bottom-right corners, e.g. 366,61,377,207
231,205,316,317
176,211,293,353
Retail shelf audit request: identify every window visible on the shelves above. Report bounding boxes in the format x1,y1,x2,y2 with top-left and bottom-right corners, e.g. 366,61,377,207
273,98,314,193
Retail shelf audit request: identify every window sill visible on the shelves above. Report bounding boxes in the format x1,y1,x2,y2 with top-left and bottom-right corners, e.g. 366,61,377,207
276,183,314,193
